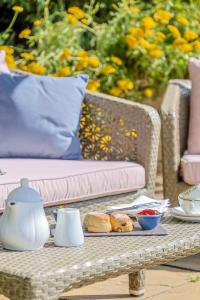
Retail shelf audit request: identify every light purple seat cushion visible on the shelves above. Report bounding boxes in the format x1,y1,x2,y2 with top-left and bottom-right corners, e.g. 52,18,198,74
0,73,88,159
188,58,200,154
181,154,200,185
0,158,145,211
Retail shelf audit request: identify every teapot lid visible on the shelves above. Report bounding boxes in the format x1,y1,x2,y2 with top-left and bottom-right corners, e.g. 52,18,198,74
7,178,42,203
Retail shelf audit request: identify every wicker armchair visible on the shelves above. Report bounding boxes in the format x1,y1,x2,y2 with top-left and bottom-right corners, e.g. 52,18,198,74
161,79,191,205
1,67,161,213
69,90,161,213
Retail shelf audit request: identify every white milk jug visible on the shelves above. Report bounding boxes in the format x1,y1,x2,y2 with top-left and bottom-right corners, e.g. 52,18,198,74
0,178,50,251
54,208,84,247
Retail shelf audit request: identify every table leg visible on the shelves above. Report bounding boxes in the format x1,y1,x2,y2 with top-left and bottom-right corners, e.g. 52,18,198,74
129,270,145,297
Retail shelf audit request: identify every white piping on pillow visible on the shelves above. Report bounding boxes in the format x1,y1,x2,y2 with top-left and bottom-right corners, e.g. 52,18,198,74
0,50,11,74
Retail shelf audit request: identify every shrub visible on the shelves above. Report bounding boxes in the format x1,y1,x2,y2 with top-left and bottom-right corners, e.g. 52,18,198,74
1,0,200,102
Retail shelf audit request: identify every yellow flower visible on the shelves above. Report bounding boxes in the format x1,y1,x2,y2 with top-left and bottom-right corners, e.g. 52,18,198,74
66,14,77,24
81,18,88,25
143,29,153,37
173,38,193,53
167,25,180,38
124,129,137,138
80,115,86,128
173,38,187,47
109,87,122,97
141,17,156,29
179,43,193,53
57,66,71,76
60,48,72,61
18,63,28,72
0,46,14,54
87,57,100,68
125,35,137,49
87,80,100,92
27,63,46,75
129,27,143,38
99,136,111,153
144,88,154,97
154,9,173,24
75,57,89,71
139,39,150,49
149,49,163,58
111,56,123,66
184,31,198,41
85,124,101,141
101,65,116,75
68,6,85,20
34,19,43,26
140,39,157,50
12,6,23,13
176,16,189,26
19,28,31,39
6,55,16,69
156,32,166,41
117,79,134,91
20,52,35,60
193,41,200,52
75,49,88,57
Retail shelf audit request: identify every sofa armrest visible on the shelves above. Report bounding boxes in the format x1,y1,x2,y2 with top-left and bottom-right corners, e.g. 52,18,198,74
161,80,191,197
80,91,161,195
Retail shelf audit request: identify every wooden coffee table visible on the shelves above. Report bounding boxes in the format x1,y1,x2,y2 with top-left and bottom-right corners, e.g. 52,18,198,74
1,198,200,300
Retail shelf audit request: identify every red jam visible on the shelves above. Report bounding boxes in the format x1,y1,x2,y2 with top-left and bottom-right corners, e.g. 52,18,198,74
138,209,159,216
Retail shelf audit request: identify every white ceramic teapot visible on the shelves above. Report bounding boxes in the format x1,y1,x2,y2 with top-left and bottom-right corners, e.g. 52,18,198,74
0,178,50,251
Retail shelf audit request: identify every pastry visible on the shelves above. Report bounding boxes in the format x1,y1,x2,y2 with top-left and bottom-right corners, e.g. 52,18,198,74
110,213,133,232
84,212,112,233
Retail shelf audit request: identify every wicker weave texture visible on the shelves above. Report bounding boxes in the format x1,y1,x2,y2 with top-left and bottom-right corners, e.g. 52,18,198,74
161,80,191,204
1,208,200,300
129,270,145,296
82,91,161,197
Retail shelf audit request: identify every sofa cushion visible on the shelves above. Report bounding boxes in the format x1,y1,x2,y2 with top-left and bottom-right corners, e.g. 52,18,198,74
0,73,88,159
181,154,200,185
0,159,145,211
188,58,200,154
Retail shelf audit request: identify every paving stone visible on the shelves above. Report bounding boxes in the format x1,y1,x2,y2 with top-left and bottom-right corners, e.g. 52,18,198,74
60,267,199,300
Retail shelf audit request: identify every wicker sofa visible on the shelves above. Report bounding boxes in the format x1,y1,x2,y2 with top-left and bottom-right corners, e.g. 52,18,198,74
0,90,160,212
161,79,192,204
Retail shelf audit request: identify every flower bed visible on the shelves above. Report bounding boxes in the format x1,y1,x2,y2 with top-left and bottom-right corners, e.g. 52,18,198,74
1,0,200,102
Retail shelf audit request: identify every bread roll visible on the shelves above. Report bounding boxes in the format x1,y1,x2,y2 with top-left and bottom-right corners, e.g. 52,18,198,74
110,213,133,232
84,212,112,233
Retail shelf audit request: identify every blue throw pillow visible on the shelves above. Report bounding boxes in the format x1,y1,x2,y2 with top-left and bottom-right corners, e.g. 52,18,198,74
0,73,88,159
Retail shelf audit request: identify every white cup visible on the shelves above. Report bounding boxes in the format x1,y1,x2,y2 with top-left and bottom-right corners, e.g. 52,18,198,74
54,208,84,247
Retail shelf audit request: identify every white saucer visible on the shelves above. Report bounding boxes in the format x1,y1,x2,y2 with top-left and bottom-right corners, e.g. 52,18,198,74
170,207,200,222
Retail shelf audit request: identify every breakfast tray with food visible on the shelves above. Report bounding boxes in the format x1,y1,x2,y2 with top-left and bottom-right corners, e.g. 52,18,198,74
51,196,169,237
84,223,167,236
83,210,167,236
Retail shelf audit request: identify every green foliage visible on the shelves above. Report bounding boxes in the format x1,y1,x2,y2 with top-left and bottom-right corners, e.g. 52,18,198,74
2,0,200,101
190,275,200,283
